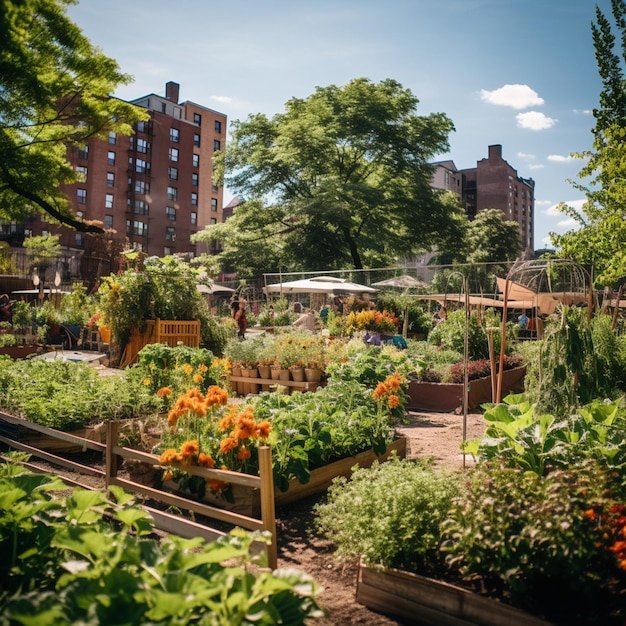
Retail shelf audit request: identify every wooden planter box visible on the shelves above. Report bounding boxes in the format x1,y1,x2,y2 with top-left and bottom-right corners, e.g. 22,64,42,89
274,437,406,506
0,345,41,359
407,366,526,412
159,438,407,514
356,562,553,626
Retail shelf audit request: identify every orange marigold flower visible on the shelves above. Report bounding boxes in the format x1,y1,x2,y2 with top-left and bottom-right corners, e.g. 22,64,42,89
219,413,235,432
220,437,239,454
198,364,208,373
207,478,229,494
157,387,172,397
388,394,400,409
237,447,252,461
182,363,194,375
179,440,199,463
233,425,253,441
159,448,179,464
163,470,173,481
583,509,598,521
256,420,272,439
193,373,204,383
206,386,229,408
198,452,215,468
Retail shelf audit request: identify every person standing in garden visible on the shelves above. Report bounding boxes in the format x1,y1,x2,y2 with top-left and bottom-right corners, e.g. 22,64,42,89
235,299,247,339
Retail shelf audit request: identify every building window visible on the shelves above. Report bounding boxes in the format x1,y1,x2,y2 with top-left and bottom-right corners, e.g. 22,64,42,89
191,211,197,225
134,200,149,215
78,145,89,160
213,139,221,151
24,228,32,238
191,192,198,206
75,233,84,248
107,172,114,187
133,179,149,194
108,131,117,144
135,159,149,173
105,194,113,209
167,186,177,201
215,120,222,133
168,167,178,181
212,182,219,192
164,247,172,256
136,121,148,133
76,210,84,219
170,127,180,142
104,215,113,229
169,147,179,162
193,112,202,125
166,206,176,221
76,165,87,179
77,189,87,204
192,154,199,167
132,220,148,236
211,198,218,212
193,133,200,147
106,150,115,165
136,138,150,153
165,226,176,241
210,218,217,225
192,173,199,187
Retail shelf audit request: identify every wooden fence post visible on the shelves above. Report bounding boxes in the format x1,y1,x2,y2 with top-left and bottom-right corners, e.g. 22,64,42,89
105,420,120,489
258,445,277,570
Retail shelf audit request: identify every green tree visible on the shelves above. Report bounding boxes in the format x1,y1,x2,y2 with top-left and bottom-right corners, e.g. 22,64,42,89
200,78,459,273
0,0,148,233
466,208,521,265
551,0,626,286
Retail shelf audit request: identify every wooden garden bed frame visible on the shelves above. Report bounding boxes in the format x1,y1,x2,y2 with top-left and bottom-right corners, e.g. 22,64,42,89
0,411,277,569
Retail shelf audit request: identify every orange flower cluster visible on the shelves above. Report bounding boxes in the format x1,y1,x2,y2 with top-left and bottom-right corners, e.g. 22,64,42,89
347,309,399,333
372,372,403,410
218,405,272,459
585,501,626,572
167,385,229,425
159,440,215,468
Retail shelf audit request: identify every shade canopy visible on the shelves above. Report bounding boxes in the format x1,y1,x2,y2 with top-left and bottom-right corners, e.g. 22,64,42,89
196,283,235,295
264,276,377,295
371,275,428,289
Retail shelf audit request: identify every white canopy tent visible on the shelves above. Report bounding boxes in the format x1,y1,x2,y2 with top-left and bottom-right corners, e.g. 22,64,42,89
263,276,377,295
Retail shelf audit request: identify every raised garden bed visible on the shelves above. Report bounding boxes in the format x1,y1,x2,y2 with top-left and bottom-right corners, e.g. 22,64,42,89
407,366,526,412
356,561,553,626
0,345,42,359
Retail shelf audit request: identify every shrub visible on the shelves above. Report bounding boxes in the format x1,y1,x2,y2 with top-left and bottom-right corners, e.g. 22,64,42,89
315,457,461,572
441,464,626,624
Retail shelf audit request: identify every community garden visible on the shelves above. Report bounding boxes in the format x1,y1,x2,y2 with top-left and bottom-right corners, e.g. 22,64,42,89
0,256,625,625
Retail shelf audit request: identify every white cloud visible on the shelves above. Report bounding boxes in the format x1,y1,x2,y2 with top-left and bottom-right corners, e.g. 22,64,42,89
535,199,553,207
557,217,579,228
547,154,575,162
517,152,536,160
516,111,556,130
528,163,544,170
211,95,234,104
545,199,584,215
480,84,544,109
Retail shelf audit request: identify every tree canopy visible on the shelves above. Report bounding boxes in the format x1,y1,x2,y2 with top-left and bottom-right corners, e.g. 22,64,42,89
0,0,148,233
551,0,626,287
196,78,461,275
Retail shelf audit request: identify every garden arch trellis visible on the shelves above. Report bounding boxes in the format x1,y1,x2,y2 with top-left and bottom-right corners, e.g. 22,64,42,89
495,258,594,403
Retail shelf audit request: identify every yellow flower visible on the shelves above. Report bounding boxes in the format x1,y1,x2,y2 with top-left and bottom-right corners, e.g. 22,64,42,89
143,377,151,386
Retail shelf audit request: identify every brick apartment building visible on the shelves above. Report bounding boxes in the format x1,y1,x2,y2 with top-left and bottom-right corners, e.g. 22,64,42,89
8,81,226,280
432,144,535,257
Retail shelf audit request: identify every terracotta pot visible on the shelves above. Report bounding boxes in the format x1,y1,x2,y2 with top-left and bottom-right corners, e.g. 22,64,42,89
270,367,281,380
231,365,243,396
98,326,111,343
257,365,271,391
279,368,291,381
304,367,323,383
290,367,305,382
243,367,259,395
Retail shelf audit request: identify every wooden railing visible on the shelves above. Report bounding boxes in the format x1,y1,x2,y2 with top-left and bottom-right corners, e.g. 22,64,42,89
0,412,277,569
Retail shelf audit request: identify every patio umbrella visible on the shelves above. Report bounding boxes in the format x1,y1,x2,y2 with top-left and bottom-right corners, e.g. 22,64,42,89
372,275,428,289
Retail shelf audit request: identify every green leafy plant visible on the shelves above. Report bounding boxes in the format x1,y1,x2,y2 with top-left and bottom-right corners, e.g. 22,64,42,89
441,464,626,623
0,458,323,625
315,457,461,572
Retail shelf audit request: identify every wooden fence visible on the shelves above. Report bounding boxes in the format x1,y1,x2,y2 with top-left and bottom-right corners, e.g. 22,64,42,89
0,412,277,569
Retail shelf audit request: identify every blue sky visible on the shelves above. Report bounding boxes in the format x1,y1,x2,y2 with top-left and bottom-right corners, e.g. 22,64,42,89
67,0,613,250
